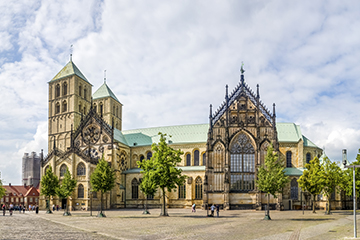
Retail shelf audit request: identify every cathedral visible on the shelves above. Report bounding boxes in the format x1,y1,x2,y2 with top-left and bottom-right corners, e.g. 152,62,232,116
40,58,324,211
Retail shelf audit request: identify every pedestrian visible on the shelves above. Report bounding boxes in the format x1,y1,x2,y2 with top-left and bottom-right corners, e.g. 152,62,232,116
2,204,5,216
192,203,196,213
23,205,26,213
52,204,55,211
210,204,215,217
19,204,22,214
56,205,59,211
35,205,39,214
9,203,13,216
29,204,32,212
216,204,220,217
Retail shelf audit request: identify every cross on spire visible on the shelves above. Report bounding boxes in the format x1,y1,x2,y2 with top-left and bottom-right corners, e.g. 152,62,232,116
70,45,73,61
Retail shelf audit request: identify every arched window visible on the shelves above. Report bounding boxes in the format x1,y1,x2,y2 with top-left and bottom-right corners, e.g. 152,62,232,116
194,150,199,166
113,106,115,115
79,85,82,97
55,102,60,114
77,163,86,176
186,154,191,166
62,101,67,112
306,153,311,164
178,184,186,199
100,103,103,116
83,107,86,115
60,164,67,177
78,184,84,198
84,88,87,100
291,178,298,199
116,107,119,117
230,134,255,192
286,151,292,167
62,82,67,96
195,177,202,199
93,103,97,113
55,84,60,98
79,103,82,113
147,152,152,160
139,155,145,162
202,153,206,166
131,179,139,199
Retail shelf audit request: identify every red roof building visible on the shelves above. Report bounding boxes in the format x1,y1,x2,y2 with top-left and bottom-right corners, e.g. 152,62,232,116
1,183,40,209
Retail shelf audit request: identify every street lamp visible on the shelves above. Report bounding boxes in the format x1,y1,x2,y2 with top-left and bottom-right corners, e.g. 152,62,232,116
343,149,359,238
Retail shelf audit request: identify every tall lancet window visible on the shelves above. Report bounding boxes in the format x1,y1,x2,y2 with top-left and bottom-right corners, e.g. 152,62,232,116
230,133,255,192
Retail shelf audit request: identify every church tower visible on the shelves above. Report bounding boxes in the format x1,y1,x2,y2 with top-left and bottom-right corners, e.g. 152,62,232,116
92,82,123,130
48,58,92,152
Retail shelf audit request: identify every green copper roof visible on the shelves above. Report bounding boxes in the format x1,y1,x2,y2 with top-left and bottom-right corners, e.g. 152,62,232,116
284,167,304,176
122,124,209,147
122,166,205,174
50,60,90,83
302,135,318,148
276,123,302,142
114,128,129,146
93,82,121,103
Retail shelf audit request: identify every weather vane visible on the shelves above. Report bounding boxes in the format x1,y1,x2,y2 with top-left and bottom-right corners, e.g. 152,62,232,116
70,44,73,61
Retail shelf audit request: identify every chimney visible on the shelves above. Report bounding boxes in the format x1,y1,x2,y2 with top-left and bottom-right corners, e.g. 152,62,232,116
24,183,27,188
9,183,11,187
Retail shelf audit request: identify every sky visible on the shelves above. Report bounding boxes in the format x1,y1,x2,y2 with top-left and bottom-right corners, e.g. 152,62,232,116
1,0,360,185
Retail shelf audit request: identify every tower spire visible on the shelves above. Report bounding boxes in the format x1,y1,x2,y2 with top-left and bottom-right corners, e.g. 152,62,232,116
240,62,245,84
257,84,260,99
70,45,73,61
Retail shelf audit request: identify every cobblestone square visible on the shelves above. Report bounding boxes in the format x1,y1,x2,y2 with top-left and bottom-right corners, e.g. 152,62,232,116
1,209,360,239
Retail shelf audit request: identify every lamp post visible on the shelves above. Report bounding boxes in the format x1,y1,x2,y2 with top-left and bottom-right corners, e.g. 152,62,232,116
343,149,359,238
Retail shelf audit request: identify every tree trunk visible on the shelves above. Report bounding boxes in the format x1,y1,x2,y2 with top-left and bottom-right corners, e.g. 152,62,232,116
267,194,270,217
312,194,316,213
100,191,103,214
161,188,167,216
327,197,331,215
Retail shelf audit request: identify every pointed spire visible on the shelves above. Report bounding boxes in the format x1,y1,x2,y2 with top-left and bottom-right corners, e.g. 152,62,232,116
209,104,213,128
257,84,260,99
240,62,245,84
225,84,229,100
41,149,43,161
273,103,276,118
70,44,73,62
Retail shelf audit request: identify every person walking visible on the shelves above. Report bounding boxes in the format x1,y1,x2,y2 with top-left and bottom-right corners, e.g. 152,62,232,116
216,204,220,217
56,205,59,211
210,204,215,217
19,204,22,214
192,203,196,213
23,205,26,213
35,205,39,214
2,204,5,216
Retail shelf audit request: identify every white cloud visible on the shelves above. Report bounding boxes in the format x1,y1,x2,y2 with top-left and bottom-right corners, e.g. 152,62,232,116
1,0,360,184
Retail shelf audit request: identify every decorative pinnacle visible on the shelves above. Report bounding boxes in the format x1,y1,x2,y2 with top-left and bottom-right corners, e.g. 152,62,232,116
209,104,213,118
225,84,228,98
273,103,276,117
240,62,245,75
257,84,260,99
70,44,73,61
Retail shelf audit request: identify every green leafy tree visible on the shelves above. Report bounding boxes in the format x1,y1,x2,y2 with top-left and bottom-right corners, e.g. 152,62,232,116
139,167,157,214
340,150,360,198
90,155,116,217
138,133,187,216
0,179,6,199
320,157,343,214
40,166,59,213
56,168,77,216
298,157,324,213
256,144,289,220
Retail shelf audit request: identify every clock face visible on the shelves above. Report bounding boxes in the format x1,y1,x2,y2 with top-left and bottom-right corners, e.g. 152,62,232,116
84,148,100,159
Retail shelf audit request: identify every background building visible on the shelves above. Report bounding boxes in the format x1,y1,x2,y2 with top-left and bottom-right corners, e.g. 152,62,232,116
22,152,41,187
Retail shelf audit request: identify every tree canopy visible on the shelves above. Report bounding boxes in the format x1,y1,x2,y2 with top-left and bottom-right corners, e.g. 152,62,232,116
137,132,187,216
90,155,116,217
0,179,6,199
341,149,360,198
256,144,288,220
298,157,324,213
56,167,77,215
40,165,59,213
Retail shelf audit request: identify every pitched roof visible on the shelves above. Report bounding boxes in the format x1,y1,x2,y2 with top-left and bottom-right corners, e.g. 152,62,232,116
121,124,209,147
93,82,121,103
50,60,90,84
276,123,302,142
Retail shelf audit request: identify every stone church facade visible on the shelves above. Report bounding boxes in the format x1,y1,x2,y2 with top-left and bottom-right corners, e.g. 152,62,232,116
40,59,324,211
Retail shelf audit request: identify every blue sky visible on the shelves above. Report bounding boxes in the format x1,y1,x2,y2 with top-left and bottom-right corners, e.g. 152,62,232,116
1,0,360,185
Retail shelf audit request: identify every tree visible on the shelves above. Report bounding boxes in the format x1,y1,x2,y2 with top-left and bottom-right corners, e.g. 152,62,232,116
340,149,360,204
138,166,157,214
0,179,6,200
56,168,77,216
137,132,187,216
320,157,343,214
298,157,324,213
256,144,289,220
90,155,116,217
40,166,59,213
